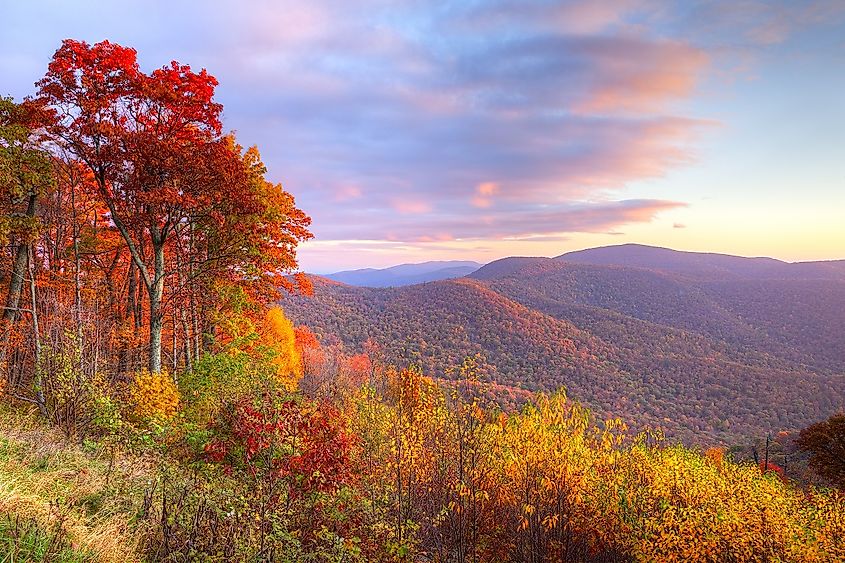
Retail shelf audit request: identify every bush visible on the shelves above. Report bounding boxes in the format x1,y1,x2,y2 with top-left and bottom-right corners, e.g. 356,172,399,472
128,370,180,424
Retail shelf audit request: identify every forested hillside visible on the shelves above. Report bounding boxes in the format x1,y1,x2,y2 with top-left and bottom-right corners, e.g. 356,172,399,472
283,249,845,444
558,244,845,281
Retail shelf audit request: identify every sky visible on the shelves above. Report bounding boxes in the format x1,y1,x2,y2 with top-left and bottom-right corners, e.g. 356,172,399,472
2,1,844,273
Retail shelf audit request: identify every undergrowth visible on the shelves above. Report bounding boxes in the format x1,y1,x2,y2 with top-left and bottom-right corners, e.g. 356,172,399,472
0,403,143,563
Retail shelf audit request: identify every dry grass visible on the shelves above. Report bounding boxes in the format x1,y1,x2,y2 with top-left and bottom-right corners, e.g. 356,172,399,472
0,404,148,563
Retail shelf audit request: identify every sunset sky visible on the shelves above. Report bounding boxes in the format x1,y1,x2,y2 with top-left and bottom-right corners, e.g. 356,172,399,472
2,1,844,272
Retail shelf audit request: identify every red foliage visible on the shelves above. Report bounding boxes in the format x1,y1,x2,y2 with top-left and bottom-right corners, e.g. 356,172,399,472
759,460,787,481
344,353,372,388
294,325,320,352
204,395,355,496
35,39,313,373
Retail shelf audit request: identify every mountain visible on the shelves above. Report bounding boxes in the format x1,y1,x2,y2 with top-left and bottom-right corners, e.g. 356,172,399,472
558,243,845,281
324,260,482,287
283,246,845,445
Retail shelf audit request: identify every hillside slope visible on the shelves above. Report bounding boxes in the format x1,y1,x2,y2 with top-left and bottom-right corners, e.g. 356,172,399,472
284,258,845,444
472,257,845,373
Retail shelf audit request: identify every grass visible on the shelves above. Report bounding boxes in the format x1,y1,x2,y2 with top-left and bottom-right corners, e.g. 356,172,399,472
0,403,146,563
0,513,94,562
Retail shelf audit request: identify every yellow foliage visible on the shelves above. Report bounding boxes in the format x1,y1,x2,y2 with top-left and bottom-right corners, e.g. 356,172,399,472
344,383,845,562
260,306,303,390
128,369,180,423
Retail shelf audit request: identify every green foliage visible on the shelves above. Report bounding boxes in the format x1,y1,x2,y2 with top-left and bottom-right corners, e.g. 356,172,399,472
180,351,264,430
138,461,371,562
0,513,95,563
0,97,54,245
40,339,124,439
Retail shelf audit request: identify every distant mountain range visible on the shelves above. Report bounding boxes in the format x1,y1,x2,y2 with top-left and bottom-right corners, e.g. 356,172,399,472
558,244,845,280
324,260,482,287
286,244,845,444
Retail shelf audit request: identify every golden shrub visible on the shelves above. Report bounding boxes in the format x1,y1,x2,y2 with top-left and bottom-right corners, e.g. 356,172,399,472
128,369,180,423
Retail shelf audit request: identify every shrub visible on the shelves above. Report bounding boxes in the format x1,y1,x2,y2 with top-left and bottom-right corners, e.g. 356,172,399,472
128,369,180,424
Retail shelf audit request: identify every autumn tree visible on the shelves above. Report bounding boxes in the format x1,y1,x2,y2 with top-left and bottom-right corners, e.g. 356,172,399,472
0,98,54,401
37,40,310,373
259,306,303,390
184,143,312,354
797,413,845,489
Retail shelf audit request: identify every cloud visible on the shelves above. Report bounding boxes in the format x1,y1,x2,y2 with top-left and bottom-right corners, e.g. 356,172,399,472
313,198,686,242
472,182,499,208
673,222,686,229
451,33,708,116
334,185,363,201
2,0,842,266
391,199,432,215
477,183,498,196
678,1,845,46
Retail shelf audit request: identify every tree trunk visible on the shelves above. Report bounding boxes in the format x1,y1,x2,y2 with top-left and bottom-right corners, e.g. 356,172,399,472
171,308,177,372
180,308,192,371
149,298,163,374
128,258,138,328
70,183,84,375
101,191,165,375
148,240,165,374
28,246,47,417
1,192,37,382
2,193,37,322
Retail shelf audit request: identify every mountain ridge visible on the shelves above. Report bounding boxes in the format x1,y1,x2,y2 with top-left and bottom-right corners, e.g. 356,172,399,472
324,260,482,287
556,243,845,280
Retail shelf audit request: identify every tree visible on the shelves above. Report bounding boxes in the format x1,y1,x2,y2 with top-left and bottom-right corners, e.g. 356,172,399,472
797,413,845,489
37,40,213,373
184,142,312,351
37,40,311,373
0,98,54,389
260,306,302,390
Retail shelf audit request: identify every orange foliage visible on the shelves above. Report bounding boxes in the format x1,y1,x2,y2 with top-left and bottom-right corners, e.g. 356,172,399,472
259,307,302,390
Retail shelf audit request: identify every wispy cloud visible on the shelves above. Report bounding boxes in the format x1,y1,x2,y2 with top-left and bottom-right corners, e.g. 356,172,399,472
314,198,687,241
2,0,843,270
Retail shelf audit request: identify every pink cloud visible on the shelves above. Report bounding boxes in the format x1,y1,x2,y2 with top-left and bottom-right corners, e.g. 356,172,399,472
689,0,845,46
312,198,686,242
460,0,654,35
471,182,499,208
391,199,432,215
572,39,709,114
335,185,363,201
417,233,455,242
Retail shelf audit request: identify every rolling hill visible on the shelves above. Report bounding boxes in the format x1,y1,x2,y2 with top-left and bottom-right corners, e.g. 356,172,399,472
283,245,845,444
324,260,482,287
558,243,845,281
